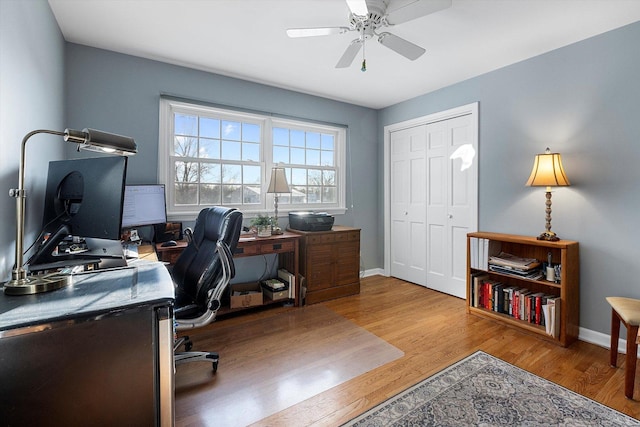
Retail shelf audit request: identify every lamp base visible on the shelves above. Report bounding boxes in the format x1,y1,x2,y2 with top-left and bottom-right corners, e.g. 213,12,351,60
536,231,560,242
272,226,284,235
4,273,71,295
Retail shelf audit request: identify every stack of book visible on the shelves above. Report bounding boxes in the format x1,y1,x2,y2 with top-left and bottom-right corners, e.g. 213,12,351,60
488,252,543,280
469,272,561,337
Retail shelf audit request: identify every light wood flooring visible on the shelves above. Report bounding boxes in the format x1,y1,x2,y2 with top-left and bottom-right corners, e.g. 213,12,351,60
175,275,640,426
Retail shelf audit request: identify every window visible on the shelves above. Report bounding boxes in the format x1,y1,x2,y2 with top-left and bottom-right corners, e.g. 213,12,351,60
159,98,346,220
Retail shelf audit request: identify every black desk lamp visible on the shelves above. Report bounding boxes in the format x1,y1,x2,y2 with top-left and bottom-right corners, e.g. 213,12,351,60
4,128,137,295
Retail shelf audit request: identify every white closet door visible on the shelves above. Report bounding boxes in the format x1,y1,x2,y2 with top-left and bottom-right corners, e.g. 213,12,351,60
426,113,477,298
386,103,478,299
389,125,427,286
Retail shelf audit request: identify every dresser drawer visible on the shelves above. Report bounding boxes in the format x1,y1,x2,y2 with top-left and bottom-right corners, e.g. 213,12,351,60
307,233,336,244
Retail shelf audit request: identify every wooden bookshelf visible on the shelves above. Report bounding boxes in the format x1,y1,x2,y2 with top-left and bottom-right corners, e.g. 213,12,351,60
466,232,579,347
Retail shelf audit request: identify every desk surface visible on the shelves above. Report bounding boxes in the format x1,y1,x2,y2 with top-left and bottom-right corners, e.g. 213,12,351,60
0,262,174,332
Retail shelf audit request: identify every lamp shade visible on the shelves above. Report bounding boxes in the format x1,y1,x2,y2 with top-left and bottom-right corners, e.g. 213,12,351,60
525,148,570,187
65,128,137,156
267,167,290,193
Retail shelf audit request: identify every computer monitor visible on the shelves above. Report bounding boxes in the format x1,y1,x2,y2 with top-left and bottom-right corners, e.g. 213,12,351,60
28,156,128,270
121,184,167,229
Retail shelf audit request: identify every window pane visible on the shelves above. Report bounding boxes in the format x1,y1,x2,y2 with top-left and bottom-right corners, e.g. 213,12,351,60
175,161,198,183
175,136,197,157
200,163,220,183
243,165,261,184
322,187,337,203
200,184,221,204
174,183,198,205
222,140,241,160
199,138,220,159
291,148,305,165
307,186,321,203
306,149,320,166
273,146,289,164
322,170,336,185
308,169,321,186
291,168,307,186
222,121,241,140
273,127,289,146
292,186,307,203
321,150,334,166
242,123,260,142
242,142,260,161
291,130,305,147
200,117,220,138
222,164,241,184
223,184,242,204
321,134,334,150
175,114,197,136
243,185,261,204
306,132,320,149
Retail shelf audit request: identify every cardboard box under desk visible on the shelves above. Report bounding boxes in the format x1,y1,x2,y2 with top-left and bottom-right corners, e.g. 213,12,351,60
230,282,263,309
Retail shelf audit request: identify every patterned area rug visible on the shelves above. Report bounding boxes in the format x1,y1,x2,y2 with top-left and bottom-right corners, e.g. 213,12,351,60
344,351,639,426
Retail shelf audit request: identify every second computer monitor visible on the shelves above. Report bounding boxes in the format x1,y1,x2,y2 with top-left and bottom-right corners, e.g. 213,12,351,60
121,184,168,229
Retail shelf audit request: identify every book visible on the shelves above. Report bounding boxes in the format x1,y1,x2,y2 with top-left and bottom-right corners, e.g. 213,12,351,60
278,268,296,299
489,252,540,271
472,273,489,308
543,297,561,338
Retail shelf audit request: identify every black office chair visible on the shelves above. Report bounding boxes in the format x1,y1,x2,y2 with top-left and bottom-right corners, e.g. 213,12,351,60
172,206,243,372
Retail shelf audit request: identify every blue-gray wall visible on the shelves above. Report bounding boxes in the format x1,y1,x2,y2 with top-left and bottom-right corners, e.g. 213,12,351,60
63,44,380,272
0,0,65,282
380,21,640,336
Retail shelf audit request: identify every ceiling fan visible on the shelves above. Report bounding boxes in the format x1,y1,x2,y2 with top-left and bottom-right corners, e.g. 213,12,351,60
286,0,452,71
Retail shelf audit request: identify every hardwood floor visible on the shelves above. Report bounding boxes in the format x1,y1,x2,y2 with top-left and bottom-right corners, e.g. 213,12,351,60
175,275,640,426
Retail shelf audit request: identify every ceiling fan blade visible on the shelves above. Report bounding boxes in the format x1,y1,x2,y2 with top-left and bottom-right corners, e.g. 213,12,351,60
335,40,363,68
377,32,425,60
286,27,351,38
346,0,368,16
386,0,452,25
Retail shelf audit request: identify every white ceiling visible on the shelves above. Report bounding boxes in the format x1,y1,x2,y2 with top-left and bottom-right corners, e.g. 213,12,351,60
48,0,640,109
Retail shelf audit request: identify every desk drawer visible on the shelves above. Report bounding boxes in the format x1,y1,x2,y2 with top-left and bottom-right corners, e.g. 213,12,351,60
234,245,258,256
260,240,294,254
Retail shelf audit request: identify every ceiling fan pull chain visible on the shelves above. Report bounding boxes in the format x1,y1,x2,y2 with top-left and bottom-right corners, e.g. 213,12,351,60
361,26,367,72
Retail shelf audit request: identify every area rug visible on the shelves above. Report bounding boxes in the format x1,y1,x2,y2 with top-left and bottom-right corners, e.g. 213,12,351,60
344,351,639,426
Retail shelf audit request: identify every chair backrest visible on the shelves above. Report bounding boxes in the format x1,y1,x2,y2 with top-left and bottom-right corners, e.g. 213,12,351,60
171,207,243,307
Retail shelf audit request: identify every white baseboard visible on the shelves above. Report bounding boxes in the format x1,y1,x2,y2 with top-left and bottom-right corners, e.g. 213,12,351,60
580,326,640,357
362,268,385,278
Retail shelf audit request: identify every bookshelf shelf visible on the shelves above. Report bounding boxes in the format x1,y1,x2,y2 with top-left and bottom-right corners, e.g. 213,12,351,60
467,232,579,347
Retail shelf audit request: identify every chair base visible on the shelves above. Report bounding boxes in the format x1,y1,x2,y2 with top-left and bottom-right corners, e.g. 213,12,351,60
174,335,219,373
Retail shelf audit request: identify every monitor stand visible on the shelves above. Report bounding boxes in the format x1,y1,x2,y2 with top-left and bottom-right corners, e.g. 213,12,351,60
28,225,127,273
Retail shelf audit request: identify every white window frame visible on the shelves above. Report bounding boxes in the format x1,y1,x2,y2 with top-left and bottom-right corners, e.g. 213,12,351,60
159,98,347,221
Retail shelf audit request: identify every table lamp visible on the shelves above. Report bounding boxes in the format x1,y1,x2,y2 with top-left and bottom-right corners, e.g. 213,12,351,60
525,147,570,241
5,128,137,295
266,167,290,235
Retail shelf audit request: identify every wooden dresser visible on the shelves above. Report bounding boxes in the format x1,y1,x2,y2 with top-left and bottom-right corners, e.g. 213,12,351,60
290,226,360,304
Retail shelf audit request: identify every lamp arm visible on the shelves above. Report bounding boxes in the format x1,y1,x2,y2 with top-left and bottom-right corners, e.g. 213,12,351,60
10,130,65,283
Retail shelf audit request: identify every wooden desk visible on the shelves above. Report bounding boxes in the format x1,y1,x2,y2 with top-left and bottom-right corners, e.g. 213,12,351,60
154,232,301,307
235,231,301,306
155,240,188,264
0,263,175,426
